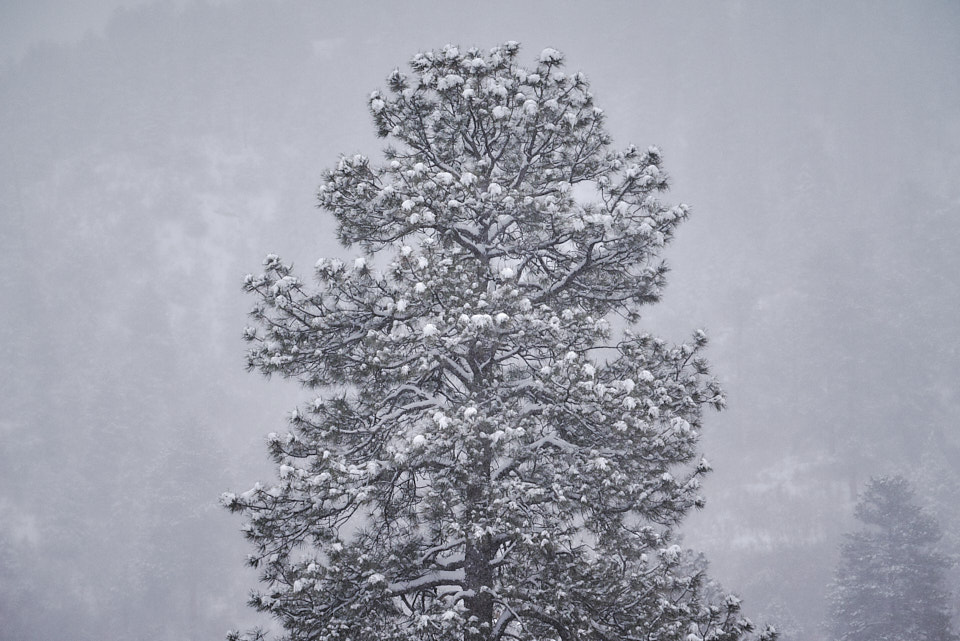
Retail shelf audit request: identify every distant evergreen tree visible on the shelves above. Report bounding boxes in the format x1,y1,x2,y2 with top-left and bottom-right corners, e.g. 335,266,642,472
828,476,957,641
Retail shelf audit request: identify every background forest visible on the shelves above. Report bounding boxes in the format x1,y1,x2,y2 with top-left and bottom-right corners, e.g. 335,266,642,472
1,2,958,640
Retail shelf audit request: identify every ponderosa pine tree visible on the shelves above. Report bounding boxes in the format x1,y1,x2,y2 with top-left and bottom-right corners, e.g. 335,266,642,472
223,42,775,641
829,476,957,641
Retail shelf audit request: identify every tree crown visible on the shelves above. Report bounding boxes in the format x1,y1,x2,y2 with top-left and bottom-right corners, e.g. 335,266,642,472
225,43,772,641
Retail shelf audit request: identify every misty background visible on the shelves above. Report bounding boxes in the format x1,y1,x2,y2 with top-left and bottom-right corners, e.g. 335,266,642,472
1,1,958,640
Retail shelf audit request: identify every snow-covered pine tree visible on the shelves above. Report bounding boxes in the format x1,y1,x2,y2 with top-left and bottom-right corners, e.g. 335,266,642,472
829,476,957,641
224,42,774,641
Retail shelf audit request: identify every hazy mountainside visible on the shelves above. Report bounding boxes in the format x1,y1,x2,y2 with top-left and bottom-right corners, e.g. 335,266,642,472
628,5,960,638
0,4,345,639
1,2,958,640
673,83,960,638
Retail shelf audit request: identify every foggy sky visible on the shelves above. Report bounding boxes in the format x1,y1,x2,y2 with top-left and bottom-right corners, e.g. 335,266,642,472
1,2,959,640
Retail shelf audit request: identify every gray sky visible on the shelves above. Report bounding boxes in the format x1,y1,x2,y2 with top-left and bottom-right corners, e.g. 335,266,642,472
0,0,153,63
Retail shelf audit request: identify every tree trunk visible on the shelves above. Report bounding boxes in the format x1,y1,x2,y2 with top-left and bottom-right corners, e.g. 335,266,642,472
463,447,494,641
464,533,494,641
